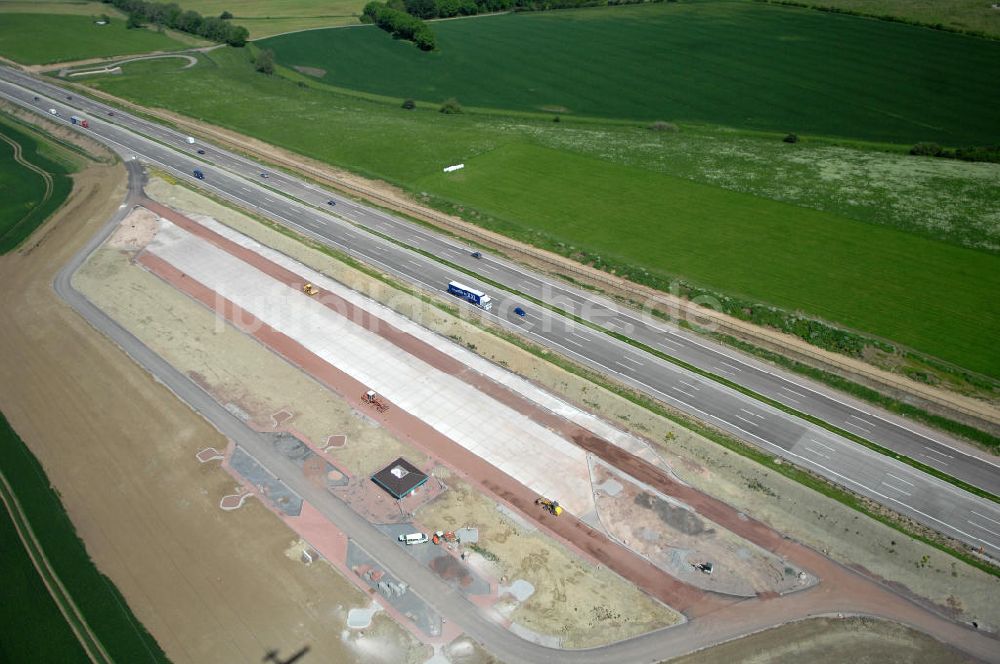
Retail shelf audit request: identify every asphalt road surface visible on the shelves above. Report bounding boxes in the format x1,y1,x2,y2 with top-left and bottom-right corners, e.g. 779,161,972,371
4,67,997,560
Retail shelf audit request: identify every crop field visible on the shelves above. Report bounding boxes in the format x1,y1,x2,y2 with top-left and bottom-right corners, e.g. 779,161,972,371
260,1,1000,145
0,413,168,662
82,47,1000,376
173,0,366,38
0,116,73,254
0,12,187,64
778,0,1000,38
0,498,88,662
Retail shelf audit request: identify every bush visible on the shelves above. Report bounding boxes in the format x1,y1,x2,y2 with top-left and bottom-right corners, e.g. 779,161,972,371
126,13,143,28
648,120,678,132
910,142,943,156
401,98,416,109
783,132,799,143
439,97,462,114
254,48,275,75
220,10,233,19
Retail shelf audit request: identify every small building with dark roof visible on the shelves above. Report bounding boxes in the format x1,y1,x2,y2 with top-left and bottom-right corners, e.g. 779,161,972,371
371,457,428,499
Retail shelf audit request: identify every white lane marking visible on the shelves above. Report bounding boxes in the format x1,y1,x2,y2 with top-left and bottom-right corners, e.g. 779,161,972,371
714,366,736,377
778,386,803,403
923,446,954,459
679,380,701,391
849,414,875,427
921,453,949,467
674,387,697,399
735,414,758,426
659,338,682,349
968,521,1000,539
563,336,583,348
740,408,765,420
621,354,645,367
809,439,835,453
719,361,742,372
881,482,911,497
844,419,873,433
805,447,830,460
479,264,499,273
885,472,914,487
970,511,1000,527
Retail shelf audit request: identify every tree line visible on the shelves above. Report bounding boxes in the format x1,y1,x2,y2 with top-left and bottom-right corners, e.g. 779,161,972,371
362,0,667,50
362,2,436,50
101,0,249,46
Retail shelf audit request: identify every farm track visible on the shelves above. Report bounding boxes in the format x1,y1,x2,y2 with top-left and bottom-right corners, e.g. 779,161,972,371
0,470,112,664
0,129,54,238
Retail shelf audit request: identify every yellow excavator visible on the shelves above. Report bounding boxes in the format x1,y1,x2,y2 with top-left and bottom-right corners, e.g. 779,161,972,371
302,283,319,296
535,497,563,516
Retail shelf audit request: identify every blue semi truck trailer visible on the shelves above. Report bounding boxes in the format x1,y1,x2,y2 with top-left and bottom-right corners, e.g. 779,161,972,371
447,281,492,311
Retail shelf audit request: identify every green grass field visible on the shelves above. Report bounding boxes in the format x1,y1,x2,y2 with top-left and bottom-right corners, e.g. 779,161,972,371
172,0,366,38
0,413,168,662
81,46,1000,377
0,12,187,64
417,143,1000,376
260,2,1000,145
0,116,74,254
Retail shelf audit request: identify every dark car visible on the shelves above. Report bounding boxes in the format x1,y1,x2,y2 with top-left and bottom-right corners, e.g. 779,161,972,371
327,200,336,206
107,111,115,116
260,172,269,178
471,251,482,259
33,96,39,101
197,149,205,155
514,307,526,318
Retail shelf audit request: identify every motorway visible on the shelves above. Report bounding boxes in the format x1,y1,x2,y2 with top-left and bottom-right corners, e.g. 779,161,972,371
2,66,998,560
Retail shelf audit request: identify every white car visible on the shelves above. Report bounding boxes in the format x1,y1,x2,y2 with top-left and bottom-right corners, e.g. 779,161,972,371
398,532,428,545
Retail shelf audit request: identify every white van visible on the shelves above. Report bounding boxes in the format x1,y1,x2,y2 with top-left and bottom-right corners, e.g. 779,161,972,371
185,136,195,144
398,532,428,545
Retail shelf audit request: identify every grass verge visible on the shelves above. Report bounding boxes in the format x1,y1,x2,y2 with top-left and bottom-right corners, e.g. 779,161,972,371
0,412,168,662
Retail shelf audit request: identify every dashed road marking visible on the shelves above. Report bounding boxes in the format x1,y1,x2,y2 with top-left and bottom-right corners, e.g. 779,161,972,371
881,482,912,497
968,521,1000,539
970,511,1000,527
885,472,914,487
809,439,835,453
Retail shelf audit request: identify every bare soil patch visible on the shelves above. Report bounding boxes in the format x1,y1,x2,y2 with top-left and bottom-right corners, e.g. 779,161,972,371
293,65,327,78
419,474,680,648
0,165,412,662
666,616,976,664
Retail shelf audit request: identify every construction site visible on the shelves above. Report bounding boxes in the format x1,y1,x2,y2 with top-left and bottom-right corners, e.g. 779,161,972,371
57,173,1000,661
